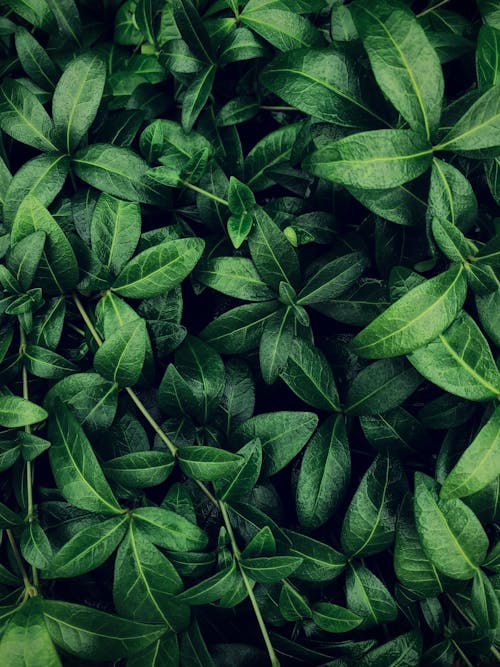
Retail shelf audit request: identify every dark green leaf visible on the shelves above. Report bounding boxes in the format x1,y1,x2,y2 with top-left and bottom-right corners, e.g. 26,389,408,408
233,410,318,476
350,264,467,358
296,415,350,530
47,401,122,515
52,53,106,153
414,472,489,580
112,237,204,298
352,0,443,139
341,454,405,557
42,601,164,661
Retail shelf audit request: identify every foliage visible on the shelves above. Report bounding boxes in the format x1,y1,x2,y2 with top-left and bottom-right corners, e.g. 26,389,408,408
0,0,498,665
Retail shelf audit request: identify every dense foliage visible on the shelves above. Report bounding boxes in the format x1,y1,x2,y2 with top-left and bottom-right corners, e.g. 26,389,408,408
0,0,499,665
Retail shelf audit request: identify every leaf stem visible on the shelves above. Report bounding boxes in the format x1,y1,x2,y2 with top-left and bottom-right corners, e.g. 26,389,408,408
181,180,229,207
219,500,281,667
124,387,177,457
19,326,38,588
73,291,279,665
6,529,34,595
416,0,451,17
260,105,296,112
72,292,179,457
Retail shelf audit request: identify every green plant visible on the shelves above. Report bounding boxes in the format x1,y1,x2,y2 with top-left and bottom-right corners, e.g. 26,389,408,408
0,0,498,665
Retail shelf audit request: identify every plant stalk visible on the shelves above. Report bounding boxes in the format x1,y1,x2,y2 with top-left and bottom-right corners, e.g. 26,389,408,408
219,501,281,667
19,326,38,589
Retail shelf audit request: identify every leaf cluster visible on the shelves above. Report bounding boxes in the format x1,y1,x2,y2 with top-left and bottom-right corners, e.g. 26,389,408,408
0,0,498,666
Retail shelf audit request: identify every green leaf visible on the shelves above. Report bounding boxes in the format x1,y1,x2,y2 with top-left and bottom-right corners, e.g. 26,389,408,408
94,318,147,387
173,0,214,63
428,158,477,231
471,570,500,630
477,25,500,89
227,176,255,216
132,506,208,551
47,400,122,515
280,338,340,411
351,0,443,139
240,3,321,51
441,406,500,500
113,523,188,630
14,27,58,90
249,207,300,290
312,603,363,634
0,598,61,667
112,237,204,298
178,446,244,481
46,516,128,578
45,0,82,46
431,218,471,262
90,194,141,274
198,256,275,301
245,122,305,191
283,529,346,582
104,450,175,488
45,373,118,432
240,555,302,583
20,519,53,569
345,358,422,416
7,230,46,290
341,454,405,558
408,311,500,401
476,287,500,347
350,264,467,358
227,212,253,249
181,65,216,132
128,636,179,667
394,494,448,598
73,144,165,204
12,195,79,293
261,48,383,128
0,79,58,152
177,561,238,604
233,410,318,476
358,631,421,667
173,336,225,423
259,305,294,385
413,472,489,580
201,301,279,353
279,581,311,621
214,438,262,501
345,562,397,629
436,85,500,154
42,601,164,661
304,129,433,189
180,620,216,667
52,53,106,153
298,252,368,305
296,415,350,530
24,345,77,380
0,395,47,427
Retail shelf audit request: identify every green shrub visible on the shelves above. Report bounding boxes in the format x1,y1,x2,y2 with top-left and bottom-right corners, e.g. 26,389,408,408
0,0,498,665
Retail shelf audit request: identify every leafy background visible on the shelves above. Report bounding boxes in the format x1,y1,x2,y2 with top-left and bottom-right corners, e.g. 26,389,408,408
0,0,499,665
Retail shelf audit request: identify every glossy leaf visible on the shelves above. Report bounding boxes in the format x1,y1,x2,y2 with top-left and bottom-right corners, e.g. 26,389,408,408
52,53,106,153
350,264,467,358
414,473,489,580
112,237,204,298
47,401,122,515
296,415,350,530
441,407,500,499
351,0,443,138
